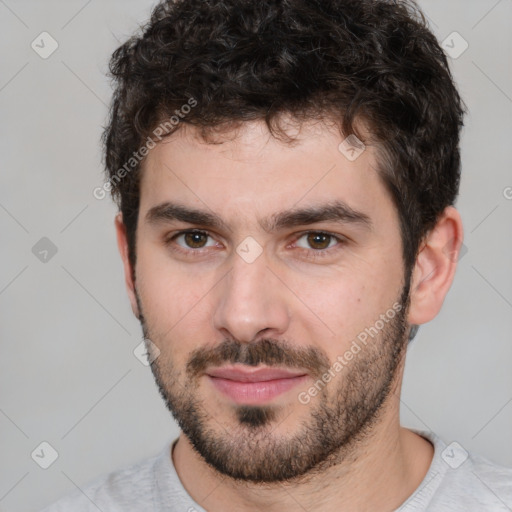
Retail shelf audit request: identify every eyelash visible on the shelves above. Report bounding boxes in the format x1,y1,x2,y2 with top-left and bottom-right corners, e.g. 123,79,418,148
164,229,347,261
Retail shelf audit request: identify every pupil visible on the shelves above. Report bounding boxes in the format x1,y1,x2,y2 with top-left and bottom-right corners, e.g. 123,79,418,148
185,232,206,248
308,233,330,250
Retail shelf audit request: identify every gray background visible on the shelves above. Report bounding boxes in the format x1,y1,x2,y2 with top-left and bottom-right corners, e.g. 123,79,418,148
0,1,511,510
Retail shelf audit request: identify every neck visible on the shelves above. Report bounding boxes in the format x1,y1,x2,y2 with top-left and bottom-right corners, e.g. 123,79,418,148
172,397,434,512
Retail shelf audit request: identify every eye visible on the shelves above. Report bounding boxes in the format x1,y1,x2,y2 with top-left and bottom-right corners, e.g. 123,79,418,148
295,231,341,251
171,230,217,250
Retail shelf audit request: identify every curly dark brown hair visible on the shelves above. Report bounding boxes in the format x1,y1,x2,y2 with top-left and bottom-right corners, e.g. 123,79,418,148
102,0,465,278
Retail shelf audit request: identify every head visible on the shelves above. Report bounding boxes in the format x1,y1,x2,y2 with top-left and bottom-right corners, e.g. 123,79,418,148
104,0,465,482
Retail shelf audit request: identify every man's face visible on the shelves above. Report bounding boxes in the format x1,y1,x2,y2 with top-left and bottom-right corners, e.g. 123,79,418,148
131,120,411,482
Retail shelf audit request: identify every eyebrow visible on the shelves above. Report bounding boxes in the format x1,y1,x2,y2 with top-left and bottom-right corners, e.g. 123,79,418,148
145,200,373,233
262,200,372,232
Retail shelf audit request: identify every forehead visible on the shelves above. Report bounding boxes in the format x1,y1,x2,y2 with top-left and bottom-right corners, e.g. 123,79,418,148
138,120,394,228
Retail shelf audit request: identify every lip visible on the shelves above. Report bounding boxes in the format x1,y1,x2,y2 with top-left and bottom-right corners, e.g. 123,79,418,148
207,365,306,382
206,365,308,405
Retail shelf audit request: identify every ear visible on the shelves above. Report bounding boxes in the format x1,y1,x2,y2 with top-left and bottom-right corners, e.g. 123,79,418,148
115,212,140,319
407,206,464,325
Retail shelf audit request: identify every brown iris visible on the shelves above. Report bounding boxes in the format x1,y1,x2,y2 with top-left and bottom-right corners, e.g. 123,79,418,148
184,231,208,248
306,232,332,250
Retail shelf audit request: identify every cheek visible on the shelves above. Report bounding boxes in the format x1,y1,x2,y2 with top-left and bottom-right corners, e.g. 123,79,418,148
300,280,373,346
135,246,214,356
289,260,401,351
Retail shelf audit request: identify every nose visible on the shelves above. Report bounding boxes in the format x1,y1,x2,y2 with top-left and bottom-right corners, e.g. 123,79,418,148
212,249,290,343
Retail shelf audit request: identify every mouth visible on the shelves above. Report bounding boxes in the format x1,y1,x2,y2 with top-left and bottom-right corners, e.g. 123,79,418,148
206,365,308,405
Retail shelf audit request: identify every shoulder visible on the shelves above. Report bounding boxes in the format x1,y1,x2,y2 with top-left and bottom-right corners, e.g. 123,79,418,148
404,428,512,512
411,429,512,511
39,445,168,512
438,449,512,509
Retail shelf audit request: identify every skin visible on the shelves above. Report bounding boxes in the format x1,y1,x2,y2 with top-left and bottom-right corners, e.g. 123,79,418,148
115,118,464,511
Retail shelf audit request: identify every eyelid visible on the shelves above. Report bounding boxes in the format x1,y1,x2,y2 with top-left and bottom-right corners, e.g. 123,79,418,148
290,230,347,258
167,229,219,247
165,229,348,259
290,230,347,246
166,229,346,243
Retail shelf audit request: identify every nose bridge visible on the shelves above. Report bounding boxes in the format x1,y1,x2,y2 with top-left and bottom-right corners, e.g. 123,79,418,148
229,250,270,301
213,249,289,342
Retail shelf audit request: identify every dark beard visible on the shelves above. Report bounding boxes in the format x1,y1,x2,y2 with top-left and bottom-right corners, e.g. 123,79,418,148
136,282,411,483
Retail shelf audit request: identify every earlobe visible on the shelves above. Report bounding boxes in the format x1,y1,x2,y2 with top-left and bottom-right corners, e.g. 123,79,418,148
407,206,464,326
114,212,140,319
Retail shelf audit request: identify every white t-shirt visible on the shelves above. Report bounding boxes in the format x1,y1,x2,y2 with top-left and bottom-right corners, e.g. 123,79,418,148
40,429,512,511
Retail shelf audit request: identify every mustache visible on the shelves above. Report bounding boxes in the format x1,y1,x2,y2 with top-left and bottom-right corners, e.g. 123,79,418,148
186,338,331,379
